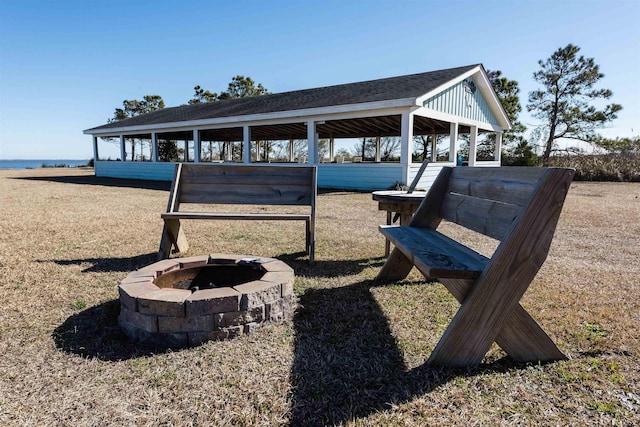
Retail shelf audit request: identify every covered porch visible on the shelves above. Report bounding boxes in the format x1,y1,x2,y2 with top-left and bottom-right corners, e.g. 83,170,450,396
85,65,509,191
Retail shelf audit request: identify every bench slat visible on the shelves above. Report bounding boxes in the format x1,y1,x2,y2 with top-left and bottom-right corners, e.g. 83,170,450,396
179,183,313,206
447,176,538,207
180,164,314,184
380,225,489,279
449,166,546,185
440,192,521,241
162,212,310,221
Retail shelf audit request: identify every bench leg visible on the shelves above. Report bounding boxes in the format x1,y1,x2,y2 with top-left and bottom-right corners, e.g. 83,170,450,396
376,248,414,283
157,219,189,260
427,278,566,367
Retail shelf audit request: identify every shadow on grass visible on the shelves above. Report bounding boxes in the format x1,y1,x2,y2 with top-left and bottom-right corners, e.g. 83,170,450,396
42,252,158,273
289,279,554,426
278,252,386,278
52,300,173,361
14,174,171,191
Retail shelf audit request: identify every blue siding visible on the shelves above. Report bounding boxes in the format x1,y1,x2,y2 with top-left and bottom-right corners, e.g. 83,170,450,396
423,79,499,126
96,161,407,191
318,164,402,191
95,161,176,181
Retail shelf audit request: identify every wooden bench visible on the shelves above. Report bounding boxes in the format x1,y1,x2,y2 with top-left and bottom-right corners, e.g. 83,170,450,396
158,163,317,264
377,166,575,367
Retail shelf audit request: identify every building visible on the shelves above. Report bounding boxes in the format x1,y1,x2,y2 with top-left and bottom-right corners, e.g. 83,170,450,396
83,64,510,191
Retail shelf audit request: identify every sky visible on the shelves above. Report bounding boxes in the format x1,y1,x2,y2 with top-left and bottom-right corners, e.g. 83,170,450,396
0,0,638,160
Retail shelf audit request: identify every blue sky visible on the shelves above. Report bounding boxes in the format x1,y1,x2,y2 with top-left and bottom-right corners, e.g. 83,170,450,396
0,0,638,159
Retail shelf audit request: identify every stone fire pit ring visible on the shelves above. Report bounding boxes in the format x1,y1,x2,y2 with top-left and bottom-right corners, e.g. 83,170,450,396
118,254,295,348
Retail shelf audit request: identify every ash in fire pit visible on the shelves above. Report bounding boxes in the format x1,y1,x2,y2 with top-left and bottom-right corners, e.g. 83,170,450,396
118,254,295,348
156,265,265,292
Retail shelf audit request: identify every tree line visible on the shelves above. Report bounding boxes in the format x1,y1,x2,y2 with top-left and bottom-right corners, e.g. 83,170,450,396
109,43,629,164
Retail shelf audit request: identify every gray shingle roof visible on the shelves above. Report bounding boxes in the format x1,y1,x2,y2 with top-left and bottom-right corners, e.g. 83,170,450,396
86,64,479,132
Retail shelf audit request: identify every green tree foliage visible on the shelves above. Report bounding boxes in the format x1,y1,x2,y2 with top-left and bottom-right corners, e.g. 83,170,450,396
189,75,270,104
109,95,166,161
157,139,179,162
527,43,623,161
486,70,526,145
188,86,218,104
110,95,165,122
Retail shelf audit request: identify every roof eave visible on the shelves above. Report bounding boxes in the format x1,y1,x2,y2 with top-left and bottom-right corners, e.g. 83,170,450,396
83,97,417,136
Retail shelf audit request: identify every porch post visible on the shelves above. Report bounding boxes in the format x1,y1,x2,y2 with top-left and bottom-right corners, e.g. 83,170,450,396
306,120,317,164
329,135,335,162
495,132,503,162
120,135,126,161
243,125,251,163
375,136,381,162
400,111,414,185
193,130,201,163
151,132,158,162
92,137,99,162
431,133,437,161
449,123,459,164
225,142,233,161
468,125,478,167
289,139,295,162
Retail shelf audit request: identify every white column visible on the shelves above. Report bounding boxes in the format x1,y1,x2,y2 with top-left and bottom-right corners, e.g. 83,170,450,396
225,142,233,161
375,136,381,162
152,133,158,162
289,139,295,162
120,135,126,161
193,130,200,163
468,125,478,167
92,137,99,162
431,133,437,161
243,125,251,163
400,111,414,185
306,120,317,164
329,135,335,162
449,123,459,164
495,132,503,163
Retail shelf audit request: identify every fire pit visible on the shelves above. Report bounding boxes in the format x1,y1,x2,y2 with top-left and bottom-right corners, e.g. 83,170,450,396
118,254,295,348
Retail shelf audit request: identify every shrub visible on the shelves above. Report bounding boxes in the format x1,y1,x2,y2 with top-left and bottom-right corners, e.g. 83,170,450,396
546,154,640,182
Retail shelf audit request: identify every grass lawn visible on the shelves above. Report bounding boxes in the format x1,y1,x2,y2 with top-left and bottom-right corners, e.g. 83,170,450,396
0,167,638,426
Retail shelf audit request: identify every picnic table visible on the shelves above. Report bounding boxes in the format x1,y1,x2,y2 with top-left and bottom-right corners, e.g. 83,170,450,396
372,190,426,256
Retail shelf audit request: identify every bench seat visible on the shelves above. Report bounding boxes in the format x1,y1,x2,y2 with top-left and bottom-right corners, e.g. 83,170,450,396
380,225,489,279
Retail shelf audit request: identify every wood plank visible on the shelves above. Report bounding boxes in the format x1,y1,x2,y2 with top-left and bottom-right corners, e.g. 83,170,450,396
440,192,521,241
180,164,314,185
376,247,416,283
179,183,313,205
162,212,311,221
440,278,567,362
450,166,546,185
380,225,489,279
447,175,538,207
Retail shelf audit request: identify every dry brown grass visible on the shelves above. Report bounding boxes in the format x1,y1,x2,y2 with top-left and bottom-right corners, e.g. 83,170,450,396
0,167,638,426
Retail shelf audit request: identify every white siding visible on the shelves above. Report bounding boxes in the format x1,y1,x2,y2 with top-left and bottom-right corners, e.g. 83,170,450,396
422,79,499,126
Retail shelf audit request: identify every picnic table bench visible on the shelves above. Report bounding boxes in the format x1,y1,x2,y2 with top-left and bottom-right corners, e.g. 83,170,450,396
377,166,575,367
158,163,317,264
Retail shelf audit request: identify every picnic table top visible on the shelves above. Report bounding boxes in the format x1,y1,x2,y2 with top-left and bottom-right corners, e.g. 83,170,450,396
372,190,427,205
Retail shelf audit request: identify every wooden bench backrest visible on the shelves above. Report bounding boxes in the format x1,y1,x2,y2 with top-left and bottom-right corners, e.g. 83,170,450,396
168,163,317,212
411,166,574,242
